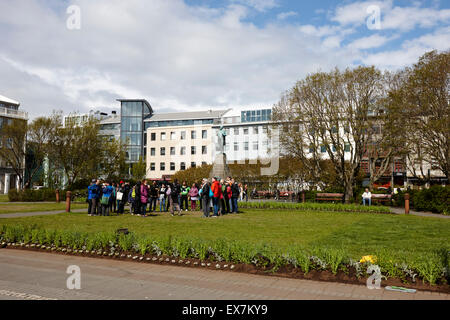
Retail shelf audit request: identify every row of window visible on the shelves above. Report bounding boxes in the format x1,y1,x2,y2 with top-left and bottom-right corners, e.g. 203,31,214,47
310,144,352,153
151,146,208,156
150,162,207,171
145,119,214,129
223,126,268,136
150,130,208,142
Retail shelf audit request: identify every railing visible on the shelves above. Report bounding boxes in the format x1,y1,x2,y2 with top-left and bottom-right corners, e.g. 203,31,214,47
0,106,28,120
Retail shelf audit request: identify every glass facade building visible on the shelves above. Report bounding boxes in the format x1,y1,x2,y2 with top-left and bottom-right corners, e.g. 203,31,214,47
118,99,152,163
241,109,271,123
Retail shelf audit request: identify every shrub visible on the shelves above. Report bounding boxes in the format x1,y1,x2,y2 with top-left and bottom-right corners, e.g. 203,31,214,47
412,186,449,214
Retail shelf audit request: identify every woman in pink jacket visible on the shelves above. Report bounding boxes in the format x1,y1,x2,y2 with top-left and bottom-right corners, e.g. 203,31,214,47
140,179,149,216
188,183,199,211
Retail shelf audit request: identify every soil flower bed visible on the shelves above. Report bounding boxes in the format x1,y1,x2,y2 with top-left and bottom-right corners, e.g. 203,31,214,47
1,224,448,294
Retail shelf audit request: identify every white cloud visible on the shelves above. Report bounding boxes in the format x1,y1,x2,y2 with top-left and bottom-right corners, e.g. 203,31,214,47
230,0,278,12
347,34,394,49
277,11,298,20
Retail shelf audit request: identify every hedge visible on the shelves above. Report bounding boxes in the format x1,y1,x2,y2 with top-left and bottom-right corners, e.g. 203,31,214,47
8,189,87,202
392,186,449,214
0,224,448,286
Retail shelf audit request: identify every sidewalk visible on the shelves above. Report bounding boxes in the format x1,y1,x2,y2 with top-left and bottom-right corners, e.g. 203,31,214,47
0,209,87,219
390,207,450,219
0,250,448,300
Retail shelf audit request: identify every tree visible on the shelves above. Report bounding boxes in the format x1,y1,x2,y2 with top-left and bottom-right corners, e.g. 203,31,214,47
24,113,61,188
48,115,103,187
390,50,450,182
99,138,128,181
131,156,147,181
0,118,27,189
273,66,389,202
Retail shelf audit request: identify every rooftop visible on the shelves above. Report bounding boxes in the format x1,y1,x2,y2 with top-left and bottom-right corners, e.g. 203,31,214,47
145,109,229,122
0,94,20,106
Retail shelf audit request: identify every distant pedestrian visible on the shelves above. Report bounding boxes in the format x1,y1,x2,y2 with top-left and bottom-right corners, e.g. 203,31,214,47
149,181,158,212
159,183,167,212
140,179,149,216
180,181,190,211
87,179,99,216
100,181,114,216
188,183,199,211
170,179,182,216
231,178,239,213
200,178,211,218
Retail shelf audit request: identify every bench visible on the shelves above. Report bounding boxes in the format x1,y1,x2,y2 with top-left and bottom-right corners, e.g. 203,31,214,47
254,191,273,199
278,191,294,199
370,194,392,204
315,193,344,202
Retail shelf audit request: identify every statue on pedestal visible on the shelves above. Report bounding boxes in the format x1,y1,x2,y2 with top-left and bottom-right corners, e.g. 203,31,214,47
217,125,226,154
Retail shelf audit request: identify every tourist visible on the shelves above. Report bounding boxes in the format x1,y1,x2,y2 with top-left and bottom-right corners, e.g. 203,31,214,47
100,181,114,216
226,180,232,213
170,179,182,216
110,182,117,213
238,183,244,201
188,183,199,211
116,181,123,213
200,178,211,218
211,177,221,217
231,178,240,213
244,184,248,202
116,182,126,214
140,179,149,216
180,181,190,211
362,188,372,206
219,179,227,215
134,181,141,215
159,183,167,212
149,181,158,212
87,179,98,216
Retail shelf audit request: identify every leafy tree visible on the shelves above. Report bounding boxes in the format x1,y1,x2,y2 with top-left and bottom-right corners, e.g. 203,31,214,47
131,156,147,181
99,138,128,182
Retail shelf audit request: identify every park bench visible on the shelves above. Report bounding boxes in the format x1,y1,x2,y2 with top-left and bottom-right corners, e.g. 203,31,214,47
315,193,344,202
278,191,293,199
370,194,392,204
254,191,273,199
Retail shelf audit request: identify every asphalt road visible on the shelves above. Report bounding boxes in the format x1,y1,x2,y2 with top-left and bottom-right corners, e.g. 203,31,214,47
0,249,448,300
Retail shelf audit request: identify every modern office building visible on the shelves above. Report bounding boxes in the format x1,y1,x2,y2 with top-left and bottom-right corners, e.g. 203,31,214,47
98,111,121,141
63,110,108,128
144,110,228,180
0,94,28,194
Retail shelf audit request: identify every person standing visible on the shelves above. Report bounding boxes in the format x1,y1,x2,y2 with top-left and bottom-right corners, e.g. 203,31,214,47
211,177,221,217
170,179,182,216
110,182,117,213
134,181,141,215
149,181,158,212
244,184,248,202
200,178,211,218
231,178,240,213
116,182,126,214
140,179,149,216
226,180,232,213
159,183,167,212
362,188,372,206
219,179,227,215
128,185,135,214
87,179,95,216
188,183,199,211
101,182,113,216
180,181,190,211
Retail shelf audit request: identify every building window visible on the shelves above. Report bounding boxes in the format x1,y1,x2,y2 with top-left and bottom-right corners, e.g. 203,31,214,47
191,130,196,139
180,147,186,155
150,163,155,171
332,145,336,152
180,131,186,140
151,133,156,141
243,128,248,135
309,145,314,153
202,146,207,155
234,142,239,151
180,162,186,170
201,162,207,166
244,141,249,151
150,148,155,156
160,162,165,171
170,132,176,140
160,132,166,141
344,144,351,152
191,146,196,155
253,141,258,150
234,128,239,135
170,147,175,156
320,145,327,153
253,126,259,134
160,147,165,156
202,130,207,139
170,162,175,171
191,162,196,168
263,126,268,134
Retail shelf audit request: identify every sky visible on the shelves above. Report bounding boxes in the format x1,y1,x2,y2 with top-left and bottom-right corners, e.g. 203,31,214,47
0,0,449,119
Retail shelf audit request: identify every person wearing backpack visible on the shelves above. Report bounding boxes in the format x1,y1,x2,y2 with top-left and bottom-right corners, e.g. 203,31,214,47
180,181,190,211
231,178,240,213
211,177,221,217
100,181,114,216
170,179,182,216
200,178,211,218
87,179,97,216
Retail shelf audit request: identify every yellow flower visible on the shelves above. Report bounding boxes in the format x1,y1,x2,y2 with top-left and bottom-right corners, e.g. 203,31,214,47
360,255,377,264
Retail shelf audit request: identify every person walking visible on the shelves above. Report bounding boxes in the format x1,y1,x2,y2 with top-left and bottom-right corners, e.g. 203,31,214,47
180,181,190,211
200,178,211,218
149,181,158,212
170,180,182,216
188,183,199,211
159,183,167,212
231,178,240,213
362,188,372,206
140,179,149,216
100,181,114,216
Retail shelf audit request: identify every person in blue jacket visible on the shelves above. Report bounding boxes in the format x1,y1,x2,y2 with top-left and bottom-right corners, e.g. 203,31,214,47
101,181,114,216
88,179,100,216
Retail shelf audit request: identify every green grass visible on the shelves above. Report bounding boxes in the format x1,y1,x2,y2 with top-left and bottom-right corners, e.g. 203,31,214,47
0,202,88,214
0,209,448,262
0,195,9,202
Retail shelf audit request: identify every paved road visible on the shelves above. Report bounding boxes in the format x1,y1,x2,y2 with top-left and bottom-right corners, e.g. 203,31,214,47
0,250,448,300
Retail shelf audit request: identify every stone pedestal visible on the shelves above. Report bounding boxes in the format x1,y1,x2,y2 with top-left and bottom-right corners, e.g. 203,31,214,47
209,153,232,180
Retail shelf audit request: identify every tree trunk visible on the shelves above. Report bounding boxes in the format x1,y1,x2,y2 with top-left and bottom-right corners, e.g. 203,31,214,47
344,181,353,204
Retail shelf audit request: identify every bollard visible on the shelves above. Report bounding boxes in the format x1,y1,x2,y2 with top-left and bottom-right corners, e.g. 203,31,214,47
56,189,60,203
66,191,72,213
302,191,306,203
404,193,410,215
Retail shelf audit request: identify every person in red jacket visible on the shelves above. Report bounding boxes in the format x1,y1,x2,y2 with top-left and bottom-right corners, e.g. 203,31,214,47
140,179,149,217
211,177,221,217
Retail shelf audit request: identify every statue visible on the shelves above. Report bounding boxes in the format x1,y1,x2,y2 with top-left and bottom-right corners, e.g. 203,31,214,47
217,125,226,154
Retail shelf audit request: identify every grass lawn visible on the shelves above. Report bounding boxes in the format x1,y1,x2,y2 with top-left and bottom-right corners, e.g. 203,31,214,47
0,208,448,261
0,195,9,202
0,202,88,214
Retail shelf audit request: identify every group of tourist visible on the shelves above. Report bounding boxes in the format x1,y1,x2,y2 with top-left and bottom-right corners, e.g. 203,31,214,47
86,176,244,217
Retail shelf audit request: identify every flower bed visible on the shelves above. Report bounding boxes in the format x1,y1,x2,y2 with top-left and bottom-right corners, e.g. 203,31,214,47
239,201,392,214
0,225,448,293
